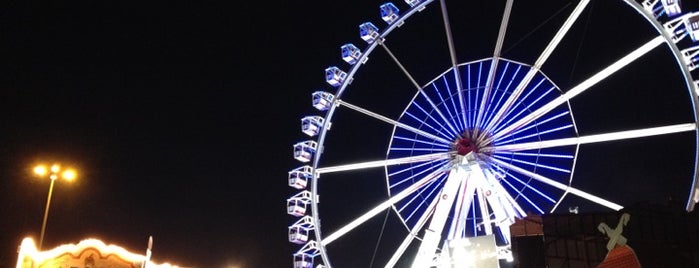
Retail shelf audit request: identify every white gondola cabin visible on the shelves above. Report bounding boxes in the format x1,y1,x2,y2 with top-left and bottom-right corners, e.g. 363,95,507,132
341,43,363,65
293,241,321,268
325,66,347,87
288,216,315,244
681,45,699,71
287,190,312,217
662,0,682,17
288,165,313,190
312,91,334,111
301,116,325,137
404,0,422,7
293,140,318,163
687,13,699,41
359,22,380,44
380,3,400,25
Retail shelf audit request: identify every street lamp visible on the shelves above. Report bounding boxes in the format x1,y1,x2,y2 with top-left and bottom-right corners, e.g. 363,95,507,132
33,163,77,250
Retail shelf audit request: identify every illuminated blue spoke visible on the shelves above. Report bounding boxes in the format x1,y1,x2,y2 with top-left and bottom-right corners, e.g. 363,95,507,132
493,154,571,173
492,77,545,129
404,111,453,140
475,61,485,128
491,164,557,203
391,147,450,152
388,158,448,177
503,152,574,159
441,76,466,131
389,160,446,189
490,84,548,135
393,135,451,149
490,79,551,133
494,110,569,144
467,64,474,129
495,124,573,145
432,82,463,132
414,93,460,137
482,64,524,130
400,174,445,222
500,176,545,214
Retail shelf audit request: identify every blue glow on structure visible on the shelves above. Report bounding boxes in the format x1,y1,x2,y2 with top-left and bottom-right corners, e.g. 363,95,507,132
432,83,460,131
404,0,422,8
500,176,545,214
498,124,573,145
404,111,453,140
388,158,447,177
389,161,445,189
359,22,380,44
508,152,574,159
400,176,443,222
380,2,400,25
387,57,577,243
493,154,571,174
390,147,448,152
491,164,557,204
340,43,362,65
392,135,451,148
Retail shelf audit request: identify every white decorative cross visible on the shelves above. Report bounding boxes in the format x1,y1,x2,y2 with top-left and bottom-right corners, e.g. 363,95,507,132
597,213,631,251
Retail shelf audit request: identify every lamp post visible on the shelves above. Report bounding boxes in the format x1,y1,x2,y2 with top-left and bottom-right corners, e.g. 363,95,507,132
33,164,76,250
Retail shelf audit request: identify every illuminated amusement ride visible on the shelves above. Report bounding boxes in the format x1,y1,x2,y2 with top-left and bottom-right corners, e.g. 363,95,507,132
287,0,699,267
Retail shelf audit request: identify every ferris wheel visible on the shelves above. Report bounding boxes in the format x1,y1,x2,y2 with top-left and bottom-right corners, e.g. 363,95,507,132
287,0,699,267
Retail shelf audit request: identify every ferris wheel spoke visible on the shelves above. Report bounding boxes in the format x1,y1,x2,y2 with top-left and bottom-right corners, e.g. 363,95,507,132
392,135,451,149
482,0,591,134
474,0,514,130
447,173,474,240
321,167,445,246
438,77,467,131
490,79,556,134
490,123,696,152
432,82,464,133
390,159,448,190
337,99,452,144
315,152,450,175
491,157,623,210
492,154,571,174
439,0,468,129
491,164,558,207
397,173,445,219
379,42,460,136
491,35,666,141
385,191,440,268
412,158,469,267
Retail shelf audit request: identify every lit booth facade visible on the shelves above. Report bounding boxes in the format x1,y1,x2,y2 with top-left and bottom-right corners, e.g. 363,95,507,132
15,237,180,268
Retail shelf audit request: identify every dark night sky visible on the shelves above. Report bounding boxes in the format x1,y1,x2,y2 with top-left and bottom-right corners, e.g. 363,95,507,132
1,1,698,267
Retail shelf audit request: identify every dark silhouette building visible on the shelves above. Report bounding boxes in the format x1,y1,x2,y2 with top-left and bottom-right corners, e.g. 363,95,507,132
511,200,699,267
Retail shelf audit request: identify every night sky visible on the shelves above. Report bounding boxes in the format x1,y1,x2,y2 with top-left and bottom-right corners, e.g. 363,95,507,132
1,1,699,267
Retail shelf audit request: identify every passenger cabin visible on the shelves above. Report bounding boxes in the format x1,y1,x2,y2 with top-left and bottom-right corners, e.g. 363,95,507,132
325,66,347,87
293,241,320,268
380,3,400,25
288,216,315,244
359,22,380,44
341,43,362,65
687,13,699,41
301,116,324,137
405,0,422,7
287,190,312,217
293,140,317,163
682,45,699,71
662,0,682,17
288,165,313,190
312,91,334,111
